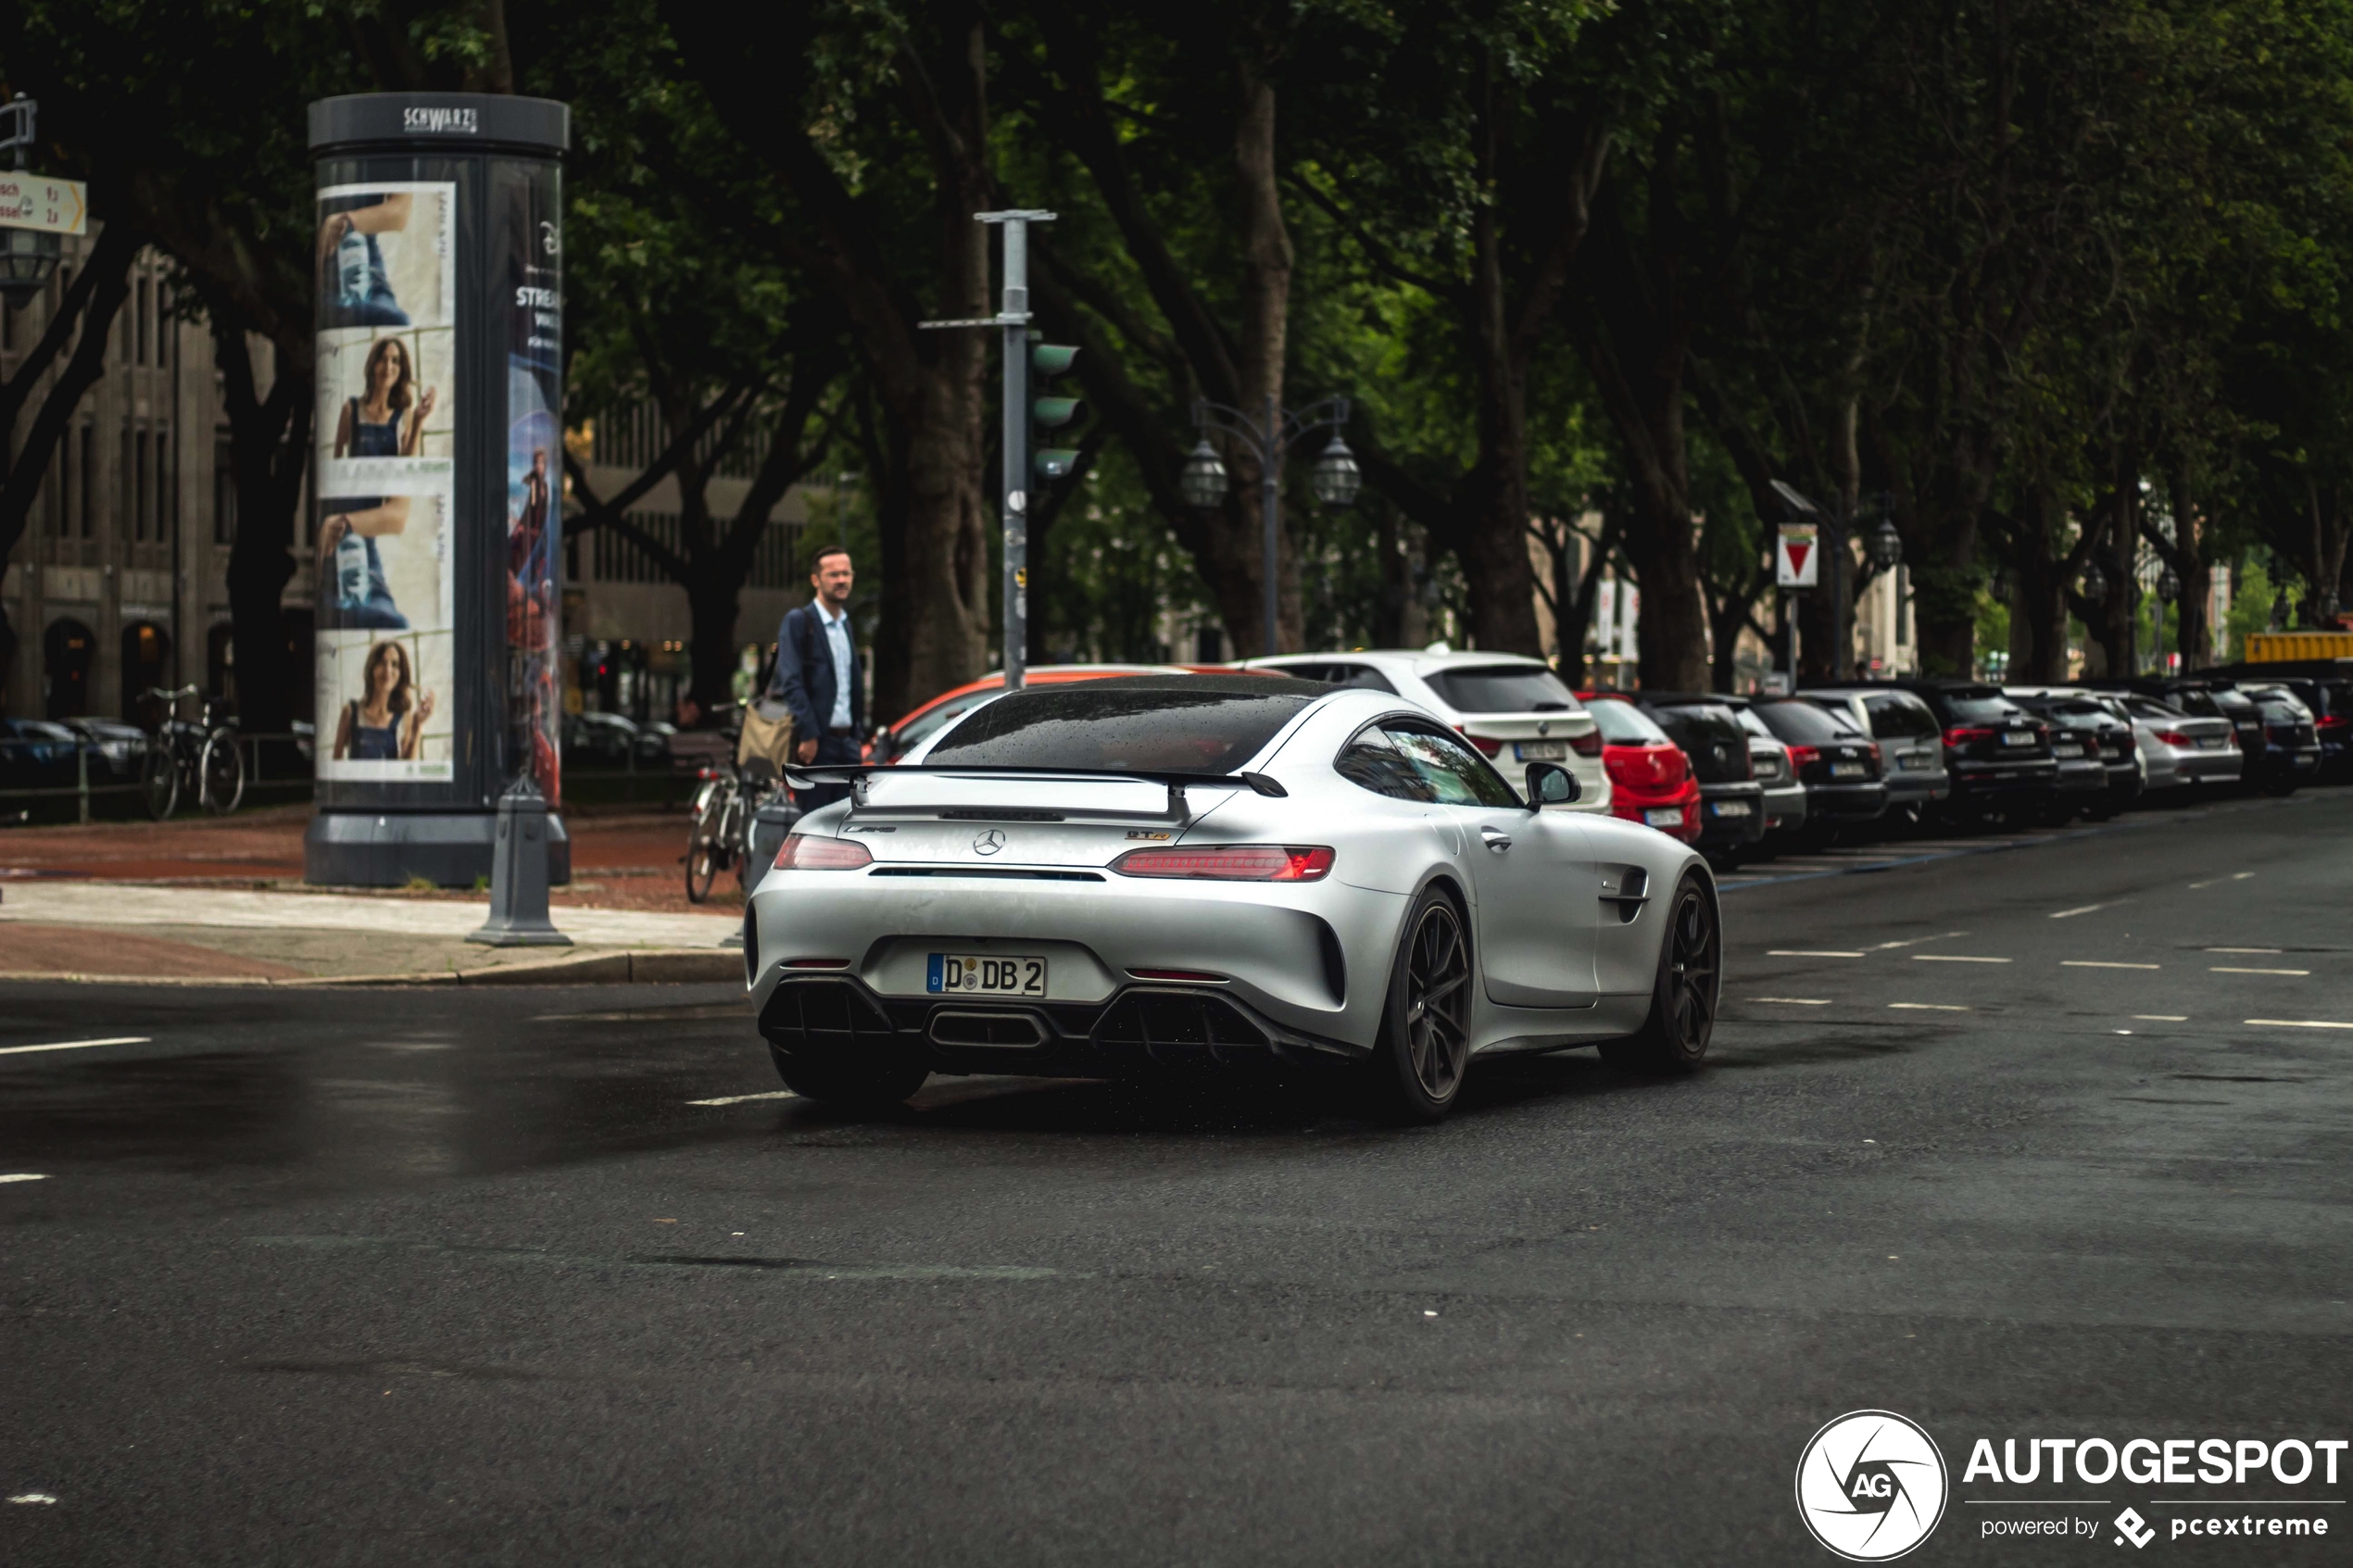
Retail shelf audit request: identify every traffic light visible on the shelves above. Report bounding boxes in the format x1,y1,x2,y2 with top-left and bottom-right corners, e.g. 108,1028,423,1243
1031,342,1082,481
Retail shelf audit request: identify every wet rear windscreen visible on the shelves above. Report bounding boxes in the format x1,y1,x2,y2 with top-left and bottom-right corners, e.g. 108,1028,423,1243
1939,690,2023,723
1420,665,1583,713
1587,699,1669,745
1749,700,1861,743
925,677,1317,774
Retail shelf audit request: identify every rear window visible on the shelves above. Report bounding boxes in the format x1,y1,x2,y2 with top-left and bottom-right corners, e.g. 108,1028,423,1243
1420,665,1582,714
1939,690,2022,723
1857,695,1940,739
925,678,1315,774
1586,698,1668,745
891,688,1000,759
1749,700,1860,744
1651,703,1746,747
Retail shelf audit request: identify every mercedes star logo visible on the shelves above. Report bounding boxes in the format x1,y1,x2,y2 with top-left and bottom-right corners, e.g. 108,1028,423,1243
973,829,1007,856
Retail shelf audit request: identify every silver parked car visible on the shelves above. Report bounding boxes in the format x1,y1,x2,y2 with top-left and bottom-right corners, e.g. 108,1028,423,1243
2115,693,2242,789
749,675,1719,1122
1799,687,1952,819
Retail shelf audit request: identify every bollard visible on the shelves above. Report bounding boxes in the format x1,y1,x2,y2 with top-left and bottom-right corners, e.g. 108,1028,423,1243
76,741,89,825
467,778,573,947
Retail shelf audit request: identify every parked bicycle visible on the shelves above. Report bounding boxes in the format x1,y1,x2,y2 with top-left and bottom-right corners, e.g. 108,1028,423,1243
139,685,245,820
684,708,783,902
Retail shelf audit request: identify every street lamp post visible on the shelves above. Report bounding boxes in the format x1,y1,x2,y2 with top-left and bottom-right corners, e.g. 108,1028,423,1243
0,95,68,309
1179,395,1360,657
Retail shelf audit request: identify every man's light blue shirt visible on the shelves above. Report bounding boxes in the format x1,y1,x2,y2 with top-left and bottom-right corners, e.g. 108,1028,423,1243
817,600,853,730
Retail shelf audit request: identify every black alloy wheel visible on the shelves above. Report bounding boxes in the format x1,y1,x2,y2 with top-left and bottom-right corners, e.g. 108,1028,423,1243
1368,886,1474,1123
1602,872,1719,1074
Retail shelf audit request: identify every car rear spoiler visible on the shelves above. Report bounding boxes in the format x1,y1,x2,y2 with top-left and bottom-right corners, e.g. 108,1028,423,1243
783,763,1290,822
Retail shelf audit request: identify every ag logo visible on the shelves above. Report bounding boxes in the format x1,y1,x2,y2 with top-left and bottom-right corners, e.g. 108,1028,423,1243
1795,1410,1947,1561
972,829,1006,856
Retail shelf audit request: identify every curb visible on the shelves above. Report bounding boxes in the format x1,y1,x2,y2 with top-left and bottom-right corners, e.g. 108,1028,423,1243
0,947,743,990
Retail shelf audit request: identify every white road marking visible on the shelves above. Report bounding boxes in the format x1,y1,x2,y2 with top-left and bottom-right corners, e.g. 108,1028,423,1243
2245,1019,2353,1031
1891,1002,1969,1011
2133,1015,2189,1022
2050,904,2111,919
2062,960,2160,970
1768,949,1867,958
1871,932,1968,950
1751,997,1831,1005
1912,954,2011,963
2208,947,2281,954
2188,872,2259,889
0,1035,151,1057
685,1090,798,1107
2212,966,2309,976
7,1493,59,1504
0,1173,49,1184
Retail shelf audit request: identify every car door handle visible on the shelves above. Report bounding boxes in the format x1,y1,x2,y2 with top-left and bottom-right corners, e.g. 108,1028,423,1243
1479,827,1513,852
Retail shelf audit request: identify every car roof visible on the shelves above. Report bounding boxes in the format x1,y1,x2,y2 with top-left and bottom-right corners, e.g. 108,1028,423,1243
1244,648,1554,676
1631,691,1739,708
888,663,1190,729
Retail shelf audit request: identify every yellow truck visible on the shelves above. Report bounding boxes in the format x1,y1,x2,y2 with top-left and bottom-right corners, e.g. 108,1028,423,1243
2244,630,2353,662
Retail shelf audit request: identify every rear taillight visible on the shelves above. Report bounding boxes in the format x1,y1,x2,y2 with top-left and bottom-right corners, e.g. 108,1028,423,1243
1113,845,1335,882
774,834,874,871
2156,729,2190,746
1944,725,1994,748
1569,729,1603,757
2320,715,2351,734
1459,730,1503,758
1866,742,1882,766
1786,745,1820,771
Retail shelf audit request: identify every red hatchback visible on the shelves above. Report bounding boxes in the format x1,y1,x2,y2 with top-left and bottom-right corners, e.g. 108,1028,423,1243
1579,693,1702,843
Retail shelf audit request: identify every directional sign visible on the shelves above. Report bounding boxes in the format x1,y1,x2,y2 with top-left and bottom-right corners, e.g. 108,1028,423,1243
1776,523,1819,587
0,172,89,236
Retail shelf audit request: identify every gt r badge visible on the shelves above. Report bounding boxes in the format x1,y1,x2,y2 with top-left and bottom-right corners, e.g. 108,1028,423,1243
1126,830,1171,841
973,829,1007,856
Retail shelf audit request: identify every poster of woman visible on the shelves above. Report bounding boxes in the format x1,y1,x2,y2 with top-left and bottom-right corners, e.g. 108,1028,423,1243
316,182,454,331
329,640,438,762
317,327,454,494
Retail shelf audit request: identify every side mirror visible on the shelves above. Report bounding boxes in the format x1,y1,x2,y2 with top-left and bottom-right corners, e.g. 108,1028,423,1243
1526,761,1579,809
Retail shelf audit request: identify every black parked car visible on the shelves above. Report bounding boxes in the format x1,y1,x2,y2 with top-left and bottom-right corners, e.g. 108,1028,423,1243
1629,693,1768,858
2239,684,2323,794
2200,662,2353,782
58,718,149,784
0,718,80,791
1801,685,1953,821
2003,689,2136,822
2090,678,2278,791
1872,681,2058,826
563,710,643,767
1735,696,1889,840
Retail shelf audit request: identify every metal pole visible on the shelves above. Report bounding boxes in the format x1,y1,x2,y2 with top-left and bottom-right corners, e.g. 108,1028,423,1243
1262,393,1280,659
1787,591,1800,686
76,741,89,824
1001,220,1029,691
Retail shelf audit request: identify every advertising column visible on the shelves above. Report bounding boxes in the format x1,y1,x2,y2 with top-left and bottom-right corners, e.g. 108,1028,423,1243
304,94,569,886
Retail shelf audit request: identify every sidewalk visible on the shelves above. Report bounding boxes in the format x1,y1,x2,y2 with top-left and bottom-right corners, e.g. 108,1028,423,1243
0,806,746,985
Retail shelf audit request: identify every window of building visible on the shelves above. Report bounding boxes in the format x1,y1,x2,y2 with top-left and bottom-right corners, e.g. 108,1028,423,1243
136,278,151,365
134,430,150,542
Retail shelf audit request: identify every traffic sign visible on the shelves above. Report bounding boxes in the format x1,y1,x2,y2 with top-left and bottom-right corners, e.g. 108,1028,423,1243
1776,524,1819,587
0,172,88,236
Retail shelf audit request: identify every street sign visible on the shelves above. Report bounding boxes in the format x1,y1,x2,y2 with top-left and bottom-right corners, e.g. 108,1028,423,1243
1776,524,1819,587
0,172,89,236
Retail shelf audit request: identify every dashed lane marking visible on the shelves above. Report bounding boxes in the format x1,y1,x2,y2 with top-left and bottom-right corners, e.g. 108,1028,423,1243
0,1173,50,1184
2212,967,2309,976
1751,997,1832,1005
1890,1002,1969,1011
1768,949,1868,959
2189,872,2261,889
2208,947,2281,954
2246,1019,2353,1031
686,1090,798,1107
1872,932,1968,950
2050,903,2113,919
2133,1015,2188,1022
2063,960,2160,970
0,1035,151,1057
1912,954,2011,963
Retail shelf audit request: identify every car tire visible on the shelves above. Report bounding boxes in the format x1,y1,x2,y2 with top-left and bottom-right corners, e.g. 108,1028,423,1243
769,1044,930,1111
1600,872,1719,1075
1365,884,1475,1124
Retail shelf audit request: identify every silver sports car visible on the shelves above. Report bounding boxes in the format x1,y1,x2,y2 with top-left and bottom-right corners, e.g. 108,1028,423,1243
746,675,1721,1122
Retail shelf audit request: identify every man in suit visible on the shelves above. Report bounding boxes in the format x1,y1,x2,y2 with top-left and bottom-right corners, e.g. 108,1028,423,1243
771,546,862,809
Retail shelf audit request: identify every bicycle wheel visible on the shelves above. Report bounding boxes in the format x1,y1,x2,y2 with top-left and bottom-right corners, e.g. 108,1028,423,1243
200,729,246,815
140,740,180,821
686,779,731,904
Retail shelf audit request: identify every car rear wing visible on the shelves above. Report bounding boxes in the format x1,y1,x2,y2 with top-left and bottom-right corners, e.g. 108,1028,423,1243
784,763,1289,822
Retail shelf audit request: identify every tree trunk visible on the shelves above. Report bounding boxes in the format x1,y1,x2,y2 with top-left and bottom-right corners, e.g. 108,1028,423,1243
1230,60,1300,655
213,322,312,736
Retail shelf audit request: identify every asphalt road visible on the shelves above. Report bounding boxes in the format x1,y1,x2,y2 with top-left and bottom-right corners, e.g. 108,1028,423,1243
5,790,2350,1565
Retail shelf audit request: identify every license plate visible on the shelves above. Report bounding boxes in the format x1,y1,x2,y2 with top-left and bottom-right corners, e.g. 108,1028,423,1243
927,954,1046,996
1644,807,1684,827
1515,741,1567,761
1709,800,1753,818
1831,761,1866,778
2001,732,2034,746
2196,736,2224,749
1897,753,1932,771
2051,743,2082,758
